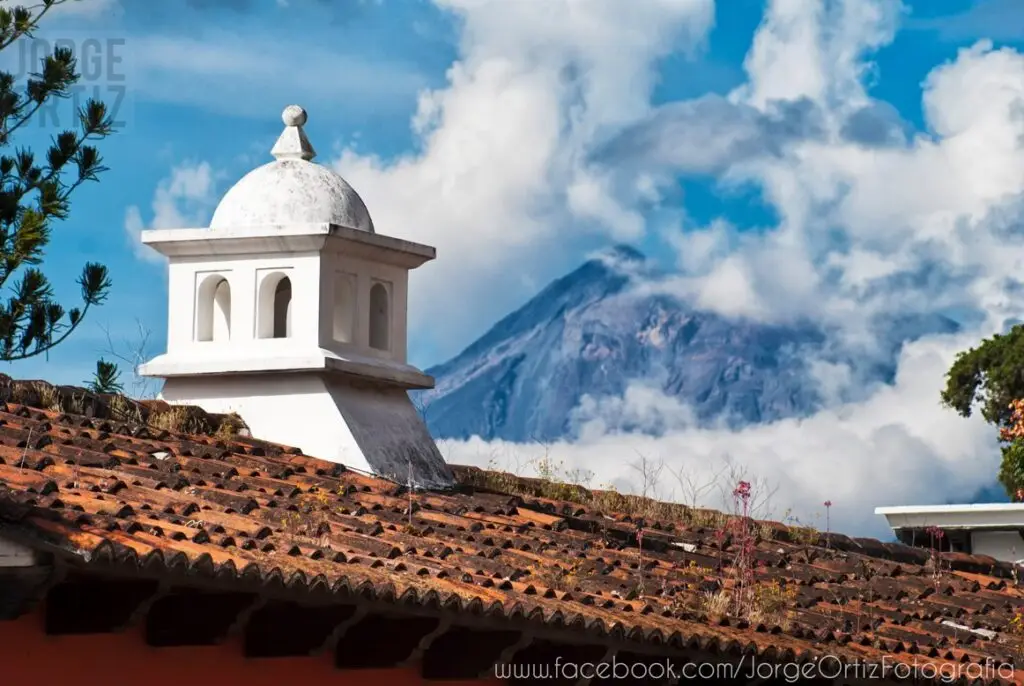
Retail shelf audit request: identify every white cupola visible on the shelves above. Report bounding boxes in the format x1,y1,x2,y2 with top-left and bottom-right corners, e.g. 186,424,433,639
138,105,453,489
209,106,375,232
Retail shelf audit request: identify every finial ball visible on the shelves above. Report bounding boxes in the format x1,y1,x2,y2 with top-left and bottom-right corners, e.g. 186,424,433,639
282,105,307,127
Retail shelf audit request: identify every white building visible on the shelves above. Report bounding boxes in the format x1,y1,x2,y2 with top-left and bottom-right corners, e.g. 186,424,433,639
876,503,1024,564
139,105,454,489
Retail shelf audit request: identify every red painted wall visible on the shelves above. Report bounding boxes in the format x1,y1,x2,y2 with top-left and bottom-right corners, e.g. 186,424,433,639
0,612,499,686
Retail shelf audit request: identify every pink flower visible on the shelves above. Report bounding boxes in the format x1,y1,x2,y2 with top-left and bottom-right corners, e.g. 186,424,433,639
824,500,832,508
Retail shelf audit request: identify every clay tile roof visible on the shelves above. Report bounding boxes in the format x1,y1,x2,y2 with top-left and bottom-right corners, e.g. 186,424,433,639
1,374,1023,683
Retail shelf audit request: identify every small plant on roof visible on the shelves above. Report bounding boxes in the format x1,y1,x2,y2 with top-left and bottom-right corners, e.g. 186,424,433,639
703,482,761,621
729,480,757,617
784,510,821,547
700,587,731,620
669,589,697,616
682,559,714,591
279,509,304,536
635,525,646,597
684,507,725,531
1010,611,1024,635
531,447,563,482
213,413,246,440
1006,609,1024,660
823,500,832,546
32,380,59,411
66,389,86,414
407,457,414,528
400,459,424,536
925,525,946,581
752,518,776,542
746,579,797,629
149,405,209,434
532,559,583,592
312,489,331,508
107,393,142,424
565,467,595,488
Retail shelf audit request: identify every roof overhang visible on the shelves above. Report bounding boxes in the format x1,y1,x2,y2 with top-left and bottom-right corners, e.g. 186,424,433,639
139,346,435,390
875,503,1024,530
140,223,436,269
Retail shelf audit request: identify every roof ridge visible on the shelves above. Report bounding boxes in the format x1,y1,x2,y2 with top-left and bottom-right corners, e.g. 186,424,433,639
449,465,1024,576
0,374,249,441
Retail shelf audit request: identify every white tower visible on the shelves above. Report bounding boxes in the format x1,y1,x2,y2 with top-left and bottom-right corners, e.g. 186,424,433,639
139,105,453,489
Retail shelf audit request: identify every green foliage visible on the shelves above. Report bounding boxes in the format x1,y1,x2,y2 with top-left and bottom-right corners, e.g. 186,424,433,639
943,328,1024,498
941,325,1024,430
0,0,114,361
999,442,1024,500
86,357,122,394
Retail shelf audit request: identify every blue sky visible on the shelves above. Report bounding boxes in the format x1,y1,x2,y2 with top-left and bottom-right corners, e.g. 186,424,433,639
11,0,1024,533
21,0,1019,387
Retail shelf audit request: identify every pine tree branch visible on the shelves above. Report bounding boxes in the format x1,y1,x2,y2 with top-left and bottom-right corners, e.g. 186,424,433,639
0,0,63,51
0,1,114,362
1,297,92,361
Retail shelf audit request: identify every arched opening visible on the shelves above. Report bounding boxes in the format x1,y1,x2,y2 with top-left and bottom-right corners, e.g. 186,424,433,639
273,278,292,338
369,282,389,351
195,275,231,342
257,272,292,339
333,273,355,343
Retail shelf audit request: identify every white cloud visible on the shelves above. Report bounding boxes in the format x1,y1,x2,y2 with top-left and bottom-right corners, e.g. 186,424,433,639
333,0,716,355
124,161,219,262
736,0,902,113
627,5,1024,343
571,382,700,441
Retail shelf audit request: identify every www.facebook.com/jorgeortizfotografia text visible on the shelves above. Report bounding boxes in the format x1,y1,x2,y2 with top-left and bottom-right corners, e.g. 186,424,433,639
494,654,1017,682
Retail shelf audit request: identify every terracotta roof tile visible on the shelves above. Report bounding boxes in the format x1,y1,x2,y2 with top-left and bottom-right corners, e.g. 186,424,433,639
1,376,1024,682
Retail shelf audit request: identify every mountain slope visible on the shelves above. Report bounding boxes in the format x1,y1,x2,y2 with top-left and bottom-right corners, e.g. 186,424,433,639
415,246,960,443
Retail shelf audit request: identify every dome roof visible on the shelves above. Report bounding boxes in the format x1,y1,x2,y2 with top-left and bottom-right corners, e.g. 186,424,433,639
209,159,374,232
209,105,374,233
